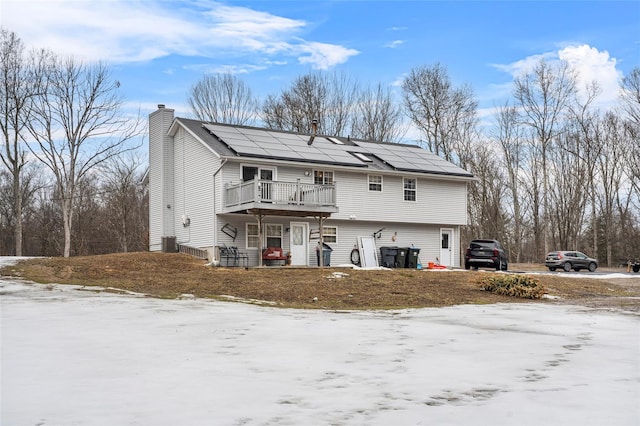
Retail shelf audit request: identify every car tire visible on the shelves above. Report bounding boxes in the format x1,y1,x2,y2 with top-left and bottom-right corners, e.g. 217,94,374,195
464,263,470,270
633,265,640,273
563,262,572,272
588,262,597,272
548,267,556,271
503,262,508,271
495,261,502,271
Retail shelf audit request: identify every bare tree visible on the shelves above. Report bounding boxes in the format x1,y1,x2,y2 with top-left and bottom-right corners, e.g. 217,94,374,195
596,112,631,266
546,131,589,250
0,29,47,255
619,67,640,200
401,63,478,163
25,55,144,257
188,73,258,125
102,154,148,253
513,58,577,258
261,70,359,136
463,141,508,246
350,83,406,142
620,67,640,127
566,81,603,257
492,102,526,262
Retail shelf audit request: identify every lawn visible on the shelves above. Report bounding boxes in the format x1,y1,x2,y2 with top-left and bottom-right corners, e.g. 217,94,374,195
2,252,639,311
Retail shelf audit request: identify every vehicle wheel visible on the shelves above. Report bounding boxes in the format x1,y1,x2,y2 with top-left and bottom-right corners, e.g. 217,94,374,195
495,261,502,271
548,267,556,271
633,265,640,273
464,263,470,270
502,262,508,271
588,262,597,272
563,262,572,272
350,248,361,266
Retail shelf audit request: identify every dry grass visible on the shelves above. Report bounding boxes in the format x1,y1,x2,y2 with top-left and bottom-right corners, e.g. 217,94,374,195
2,252,639,311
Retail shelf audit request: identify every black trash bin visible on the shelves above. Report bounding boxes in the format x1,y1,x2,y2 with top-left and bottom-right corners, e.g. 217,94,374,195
379,246,399,268
396,247,408,269
406,247,421,269
316,242,333,266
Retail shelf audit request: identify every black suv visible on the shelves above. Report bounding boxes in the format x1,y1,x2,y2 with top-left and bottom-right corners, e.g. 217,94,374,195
465,239,508,271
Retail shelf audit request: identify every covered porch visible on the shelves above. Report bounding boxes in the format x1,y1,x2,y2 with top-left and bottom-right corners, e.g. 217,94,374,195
222,179,338,267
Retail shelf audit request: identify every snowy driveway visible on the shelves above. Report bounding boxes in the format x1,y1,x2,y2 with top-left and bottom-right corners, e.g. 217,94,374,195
1,259,639,426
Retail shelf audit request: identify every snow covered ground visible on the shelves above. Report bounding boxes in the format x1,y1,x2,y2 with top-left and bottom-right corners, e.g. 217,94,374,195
1,257,639,426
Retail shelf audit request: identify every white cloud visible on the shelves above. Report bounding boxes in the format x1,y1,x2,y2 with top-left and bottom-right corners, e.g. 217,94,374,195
492,52,554,78
558,44,622,106
297,41,360,70
493,44,623,110
1,0,357,70
384,40,405,49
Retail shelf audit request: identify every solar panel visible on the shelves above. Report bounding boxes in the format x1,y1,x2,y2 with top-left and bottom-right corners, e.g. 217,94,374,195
202,124,471,175
354,140,471,176
203,124,368,167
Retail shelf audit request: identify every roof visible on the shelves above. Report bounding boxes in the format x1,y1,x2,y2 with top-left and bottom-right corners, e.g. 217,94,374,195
176,118,474,179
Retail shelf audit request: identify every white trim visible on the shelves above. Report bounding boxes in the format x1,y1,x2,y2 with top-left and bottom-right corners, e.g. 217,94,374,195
289,222,309,266
169,119,222,158
368,174,383,192
440,228,455,267
403,177,417,202
240,163,277,181
322,225,338,244
246,223,259,249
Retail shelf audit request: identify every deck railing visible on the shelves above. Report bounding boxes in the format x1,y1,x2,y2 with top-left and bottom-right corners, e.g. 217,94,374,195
225,179,336,208
178,244,209,260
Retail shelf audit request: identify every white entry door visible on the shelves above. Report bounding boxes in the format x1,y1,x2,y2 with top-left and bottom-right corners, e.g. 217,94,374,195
440,228,454,267
289,222,308,266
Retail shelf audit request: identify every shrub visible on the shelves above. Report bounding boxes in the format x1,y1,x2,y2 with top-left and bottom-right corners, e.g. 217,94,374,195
478,274,547,299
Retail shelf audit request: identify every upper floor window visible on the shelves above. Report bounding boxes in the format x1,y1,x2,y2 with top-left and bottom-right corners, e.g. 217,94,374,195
242,165,274,182
403,178,417,201
314,170,334,185
368,175,382,192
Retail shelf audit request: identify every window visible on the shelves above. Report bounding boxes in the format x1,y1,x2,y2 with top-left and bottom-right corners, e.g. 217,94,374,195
247,223,283,248
247,223,259,248
266,224,283,248
314,170,334,185
368,175,382,192
242,165,274,182
322,226,337,243
403,178,417,201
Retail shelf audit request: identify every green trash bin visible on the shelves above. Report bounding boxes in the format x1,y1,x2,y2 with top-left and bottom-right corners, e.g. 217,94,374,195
406,247,421,269
396,247,408,269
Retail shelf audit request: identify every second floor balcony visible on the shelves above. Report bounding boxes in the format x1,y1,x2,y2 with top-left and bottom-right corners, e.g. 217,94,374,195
223,179,338,215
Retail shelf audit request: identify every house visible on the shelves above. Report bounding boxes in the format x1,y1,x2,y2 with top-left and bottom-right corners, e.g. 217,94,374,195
148,105,474,267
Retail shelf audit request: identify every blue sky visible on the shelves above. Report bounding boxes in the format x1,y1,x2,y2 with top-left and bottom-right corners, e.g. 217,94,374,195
2,0,639,125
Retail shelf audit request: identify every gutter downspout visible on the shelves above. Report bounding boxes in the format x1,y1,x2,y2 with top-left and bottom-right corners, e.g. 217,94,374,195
212,158,228,263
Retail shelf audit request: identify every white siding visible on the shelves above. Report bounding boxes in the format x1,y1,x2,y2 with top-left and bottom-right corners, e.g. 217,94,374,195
148,107,175,251
333,170,467,225
212,160,467,267
173,128,220,250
